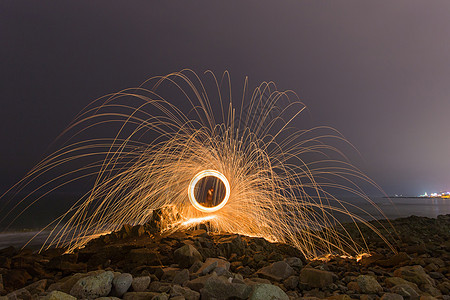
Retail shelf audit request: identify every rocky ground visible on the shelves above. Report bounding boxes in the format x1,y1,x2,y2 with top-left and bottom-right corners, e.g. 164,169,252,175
0,214,449,300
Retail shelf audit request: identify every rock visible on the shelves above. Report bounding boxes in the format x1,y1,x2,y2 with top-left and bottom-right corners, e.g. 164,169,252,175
23,279,47,295
97,298,121,300
160,267,181,281
248,283,289,300
123,292,160,300
328,295,351,300
4,288,31,299
299,267,335,288
3,269,32,290
48,272,98,294
347,281,360,292
256,261,294,281
356,275,383,294
148,281,172,293
377,252,411,267
421,284,441,297
283,275,299,290
111,273,132,297
393,265,435,288
385,277,420,293
42,290,77,300
196,257,230,275
170,285,200,300
284,257,303,268
438,281,450,294
390,284,420,300
172,269,189,285
70,270,114,299
151,293,169,300
128,248,159,265
173,245,202,268
380,294,404,300
131,276,151,292
200,274,251,299
185,275,213,292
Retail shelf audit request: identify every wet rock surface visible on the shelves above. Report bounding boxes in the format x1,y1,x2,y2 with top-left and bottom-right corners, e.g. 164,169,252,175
0,214,448,299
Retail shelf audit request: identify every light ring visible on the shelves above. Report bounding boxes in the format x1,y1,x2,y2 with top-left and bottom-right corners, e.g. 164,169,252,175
188,170,230,212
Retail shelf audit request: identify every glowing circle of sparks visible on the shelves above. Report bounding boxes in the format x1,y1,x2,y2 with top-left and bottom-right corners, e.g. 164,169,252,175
188,170,230,213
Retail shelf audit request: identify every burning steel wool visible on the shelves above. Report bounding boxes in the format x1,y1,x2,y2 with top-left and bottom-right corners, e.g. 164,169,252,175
0,70,395,257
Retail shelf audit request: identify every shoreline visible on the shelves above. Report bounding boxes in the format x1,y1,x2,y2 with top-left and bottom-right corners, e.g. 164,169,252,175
0,214,449,299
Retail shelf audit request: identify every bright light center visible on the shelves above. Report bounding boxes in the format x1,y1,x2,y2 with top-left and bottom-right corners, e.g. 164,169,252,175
188,170,230,213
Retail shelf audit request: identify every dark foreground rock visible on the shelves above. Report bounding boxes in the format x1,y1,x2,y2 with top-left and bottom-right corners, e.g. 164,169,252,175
0,214,448,299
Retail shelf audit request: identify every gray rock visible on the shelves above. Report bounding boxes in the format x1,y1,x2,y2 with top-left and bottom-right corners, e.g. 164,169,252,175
174,244,203,268
390,284,420,300
200,274,251,299
112,273,132,297
97,298,122,300
356,275,383,294
42,290,77,300
70,270,114,299
380,293,404,300
132,276,151,292
299,267,335,288
256,261,294,281
248,283,289,300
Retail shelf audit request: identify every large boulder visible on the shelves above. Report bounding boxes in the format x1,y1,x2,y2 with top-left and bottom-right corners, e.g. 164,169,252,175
299,268,335,288
248,283,289,300
111,273,132,297
256,261,294,281
356,275,383,294
200,274,251,299
70,271,114,299
173,244,203,268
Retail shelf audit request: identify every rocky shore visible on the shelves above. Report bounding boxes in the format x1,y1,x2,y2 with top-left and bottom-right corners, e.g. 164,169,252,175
0,214,449,300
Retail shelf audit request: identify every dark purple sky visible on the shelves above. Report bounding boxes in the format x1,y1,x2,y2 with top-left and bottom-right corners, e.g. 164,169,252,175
1,1,449,196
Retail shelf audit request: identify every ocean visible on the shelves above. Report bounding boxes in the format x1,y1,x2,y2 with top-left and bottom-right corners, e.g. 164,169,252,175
0,197,449,249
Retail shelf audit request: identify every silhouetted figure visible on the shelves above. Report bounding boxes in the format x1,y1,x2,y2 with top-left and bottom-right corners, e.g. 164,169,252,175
206,187,214,207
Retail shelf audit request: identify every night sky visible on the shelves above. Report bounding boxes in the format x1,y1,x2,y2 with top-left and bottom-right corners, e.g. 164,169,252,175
1,1,449,196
